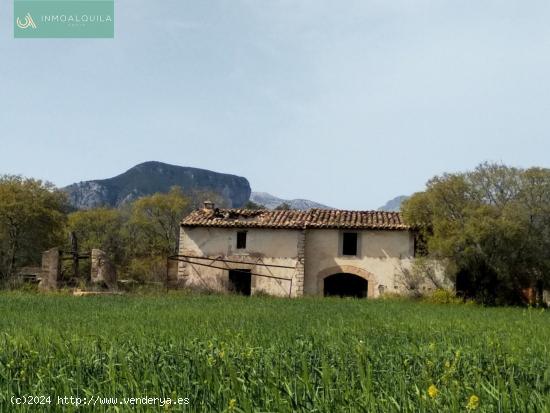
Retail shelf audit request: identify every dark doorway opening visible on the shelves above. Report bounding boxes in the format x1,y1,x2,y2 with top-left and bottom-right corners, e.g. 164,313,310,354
229,269,252,296
324,273,368,298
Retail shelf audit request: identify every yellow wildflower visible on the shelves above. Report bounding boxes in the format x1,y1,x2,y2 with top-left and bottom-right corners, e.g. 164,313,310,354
428,384,438,399
207,355,215,366
467,395,479,410
228,399,237,411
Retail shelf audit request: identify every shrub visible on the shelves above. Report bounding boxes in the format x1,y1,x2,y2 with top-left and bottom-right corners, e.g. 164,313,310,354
424,288,464,304
125,256,167,283
378,292,408,301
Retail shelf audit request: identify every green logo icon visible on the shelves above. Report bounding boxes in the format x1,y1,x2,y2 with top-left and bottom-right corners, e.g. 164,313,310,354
14,0,114,38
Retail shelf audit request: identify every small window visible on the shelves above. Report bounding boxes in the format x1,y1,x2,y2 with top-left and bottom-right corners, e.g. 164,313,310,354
342,232,358,256
236,231,247,249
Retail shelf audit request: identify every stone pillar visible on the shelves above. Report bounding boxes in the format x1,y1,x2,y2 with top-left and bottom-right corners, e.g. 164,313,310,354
91,249,117,290
39,248,60,290
294,230,306,297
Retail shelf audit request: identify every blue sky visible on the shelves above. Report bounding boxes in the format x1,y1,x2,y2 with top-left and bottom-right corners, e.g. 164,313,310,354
1,0,549,209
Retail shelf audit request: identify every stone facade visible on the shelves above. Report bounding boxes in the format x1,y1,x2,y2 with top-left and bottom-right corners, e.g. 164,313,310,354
178,227,302,296
91,249,117,290
295,230,306,296
39,248,61,290
304,229,415,297
177,219,418,298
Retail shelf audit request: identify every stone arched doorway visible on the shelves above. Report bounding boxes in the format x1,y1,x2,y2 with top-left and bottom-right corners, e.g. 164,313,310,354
324,273,369,298
317,265,376,298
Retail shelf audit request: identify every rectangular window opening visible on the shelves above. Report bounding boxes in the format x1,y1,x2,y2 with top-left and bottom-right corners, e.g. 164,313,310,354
236,231,247,249
342,232,358,256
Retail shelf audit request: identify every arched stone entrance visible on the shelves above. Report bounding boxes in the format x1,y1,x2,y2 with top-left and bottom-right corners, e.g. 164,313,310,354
324,273,369,297
317,265,376,298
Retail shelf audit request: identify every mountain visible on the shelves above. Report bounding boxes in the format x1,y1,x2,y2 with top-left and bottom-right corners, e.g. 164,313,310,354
64,161,251,209
378,195,409,212
250,192,331,210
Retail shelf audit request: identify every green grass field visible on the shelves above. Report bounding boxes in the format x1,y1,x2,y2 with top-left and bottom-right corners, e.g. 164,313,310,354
0,293,548,412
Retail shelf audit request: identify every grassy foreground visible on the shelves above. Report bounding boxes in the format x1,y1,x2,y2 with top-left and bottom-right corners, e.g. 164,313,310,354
0,293,548,412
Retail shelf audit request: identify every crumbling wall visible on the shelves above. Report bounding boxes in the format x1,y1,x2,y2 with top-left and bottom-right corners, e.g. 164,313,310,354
39,248,60,290
91,249,117,290
178,227,300,297
166,258,183,288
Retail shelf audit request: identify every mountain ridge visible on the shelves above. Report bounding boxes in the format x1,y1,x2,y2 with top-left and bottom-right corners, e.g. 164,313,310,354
377,195,409,212
63,161,251,209
250,191,332,210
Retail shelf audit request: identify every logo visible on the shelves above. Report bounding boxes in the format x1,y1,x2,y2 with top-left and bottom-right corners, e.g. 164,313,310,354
16,12,37,29
14,1,114,38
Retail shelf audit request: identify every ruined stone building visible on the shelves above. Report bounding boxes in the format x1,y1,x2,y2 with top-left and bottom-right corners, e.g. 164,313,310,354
176,202,417,298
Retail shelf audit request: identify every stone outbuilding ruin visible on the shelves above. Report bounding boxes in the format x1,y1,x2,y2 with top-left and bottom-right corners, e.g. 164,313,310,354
38,247,117,291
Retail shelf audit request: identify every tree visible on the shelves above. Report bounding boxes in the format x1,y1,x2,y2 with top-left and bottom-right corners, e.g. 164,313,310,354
402,163,550,304
127,186,189,256
0,175,67,279
68,207,124,264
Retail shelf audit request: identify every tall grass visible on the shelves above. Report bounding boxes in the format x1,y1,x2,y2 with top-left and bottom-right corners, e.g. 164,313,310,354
0,292,548,412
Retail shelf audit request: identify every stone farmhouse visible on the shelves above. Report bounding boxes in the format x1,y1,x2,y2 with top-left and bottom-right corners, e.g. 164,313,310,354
176,202,418,298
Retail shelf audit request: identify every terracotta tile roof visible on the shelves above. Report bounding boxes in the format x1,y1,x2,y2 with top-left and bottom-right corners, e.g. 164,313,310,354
181,208,409,230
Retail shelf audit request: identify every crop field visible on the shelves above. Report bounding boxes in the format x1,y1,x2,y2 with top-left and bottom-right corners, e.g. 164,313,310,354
0,293,548,412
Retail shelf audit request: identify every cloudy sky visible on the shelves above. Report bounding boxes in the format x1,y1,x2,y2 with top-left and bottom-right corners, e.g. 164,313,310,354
1,0,549,209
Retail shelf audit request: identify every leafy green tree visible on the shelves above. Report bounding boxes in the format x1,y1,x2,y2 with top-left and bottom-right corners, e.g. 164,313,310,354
126,186,189,256
68,207,124,263
402,163,550,304
0,175,67,278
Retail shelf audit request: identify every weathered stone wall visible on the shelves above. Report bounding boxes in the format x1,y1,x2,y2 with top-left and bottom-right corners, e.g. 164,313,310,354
178,227,301,297
178,225,423,298
39,248,61,290
294,230,305,296
304,229,415,298
91,249,117,290
166,258,182,288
